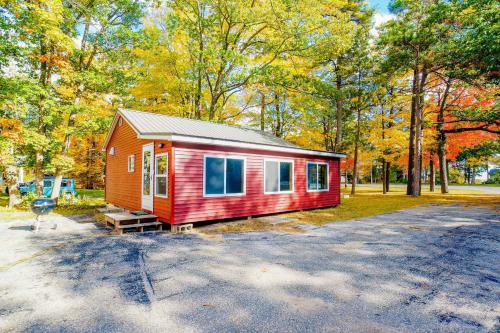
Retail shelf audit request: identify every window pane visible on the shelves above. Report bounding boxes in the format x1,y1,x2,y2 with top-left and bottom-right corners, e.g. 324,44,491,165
265,161,279,192
205,157,224,195
279,162,292,191
226,158,244,194
43,180,52,188
156,155,167,175
128,156,135,172
318,164,328,190
156,176,167,196
307,163,317,190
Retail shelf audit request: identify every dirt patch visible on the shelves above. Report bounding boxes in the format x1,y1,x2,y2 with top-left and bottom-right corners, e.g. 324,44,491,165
200,218,305,234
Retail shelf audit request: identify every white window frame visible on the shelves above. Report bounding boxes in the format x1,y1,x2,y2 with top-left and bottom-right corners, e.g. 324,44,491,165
154,153,168,198
306,161,329,192
203,154,246,197
263,158,295,194
128,155,135,172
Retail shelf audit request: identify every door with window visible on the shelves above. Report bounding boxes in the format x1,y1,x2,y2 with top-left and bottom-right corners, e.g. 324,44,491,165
141,144,154,211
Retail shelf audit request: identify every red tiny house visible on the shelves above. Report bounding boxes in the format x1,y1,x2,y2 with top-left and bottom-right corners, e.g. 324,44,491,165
103,109,344,227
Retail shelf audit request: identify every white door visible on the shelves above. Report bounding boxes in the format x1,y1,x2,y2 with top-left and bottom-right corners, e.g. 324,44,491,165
141,144,154,211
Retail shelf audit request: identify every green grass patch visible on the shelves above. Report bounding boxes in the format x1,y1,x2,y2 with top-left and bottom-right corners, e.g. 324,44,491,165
77,189,105,198
0,189,105,216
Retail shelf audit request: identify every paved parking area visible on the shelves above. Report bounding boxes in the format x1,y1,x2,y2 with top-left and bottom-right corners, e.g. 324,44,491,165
0,204,499,332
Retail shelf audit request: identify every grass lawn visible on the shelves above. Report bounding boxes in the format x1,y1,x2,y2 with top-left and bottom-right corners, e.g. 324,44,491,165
0,189,105,216
207,185,499,233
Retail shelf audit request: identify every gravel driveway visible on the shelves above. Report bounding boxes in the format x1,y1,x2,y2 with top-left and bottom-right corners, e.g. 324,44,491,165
0,204,499,333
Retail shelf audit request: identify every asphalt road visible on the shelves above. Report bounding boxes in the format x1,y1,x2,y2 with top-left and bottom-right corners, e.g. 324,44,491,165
0,204,499,332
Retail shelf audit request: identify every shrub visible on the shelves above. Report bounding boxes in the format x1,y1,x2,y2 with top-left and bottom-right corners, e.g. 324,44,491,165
449,168,464,184
484,172,500,184
15,192,37,210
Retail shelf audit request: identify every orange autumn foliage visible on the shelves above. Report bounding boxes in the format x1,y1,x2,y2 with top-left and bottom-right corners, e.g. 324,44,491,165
426,85,499,163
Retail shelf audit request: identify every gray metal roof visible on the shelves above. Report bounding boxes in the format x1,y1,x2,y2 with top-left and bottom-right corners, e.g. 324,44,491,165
120,109,300,147
116,108,345,157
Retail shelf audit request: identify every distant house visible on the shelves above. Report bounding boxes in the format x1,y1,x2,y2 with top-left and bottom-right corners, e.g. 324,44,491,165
102,109,345,226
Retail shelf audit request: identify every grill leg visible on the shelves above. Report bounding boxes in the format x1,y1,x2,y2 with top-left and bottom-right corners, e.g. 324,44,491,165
32,215,41,233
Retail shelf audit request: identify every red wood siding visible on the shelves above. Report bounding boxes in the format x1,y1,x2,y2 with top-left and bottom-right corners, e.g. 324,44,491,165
105,117,173,222
153,142,172,222
172,143,340,224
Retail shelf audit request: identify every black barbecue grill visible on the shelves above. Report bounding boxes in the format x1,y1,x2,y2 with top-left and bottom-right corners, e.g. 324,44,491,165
31,198,56,231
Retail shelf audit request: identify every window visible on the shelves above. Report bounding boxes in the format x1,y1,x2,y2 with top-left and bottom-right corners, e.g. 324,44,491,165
155,154,168,197
307,162,329,191
204,156,245,196
264,159,294,193
43,180,52,188
128,155,135,172
61,180,69,187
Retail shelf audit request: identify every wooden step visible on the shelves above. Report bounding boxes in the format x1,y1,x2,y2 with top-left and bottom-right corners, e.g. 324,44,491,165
105,212,157,223
116,222,162,229
115,222,163,235
103,212,162,234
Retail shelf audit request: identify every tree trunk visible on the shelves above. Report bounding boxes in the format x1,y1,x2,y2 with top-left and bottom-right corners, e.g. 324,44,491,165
36,38,48,198
334,72,342,151
194,2,204,119
208,102,216,121
385,161,391,193
407,67,418,195
85,141,93,189
446,160,450,184
34,151,44,196
260,92,265,131
382,160,387,194
51,86,84,199
194,71,202,119
4,165,21,208
194,36,203,120
437,136,449,193
274,92,281,137
351,105,361,196
437,81,450,193
322,117,332,151
429,159,435,192
412,68,427,197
